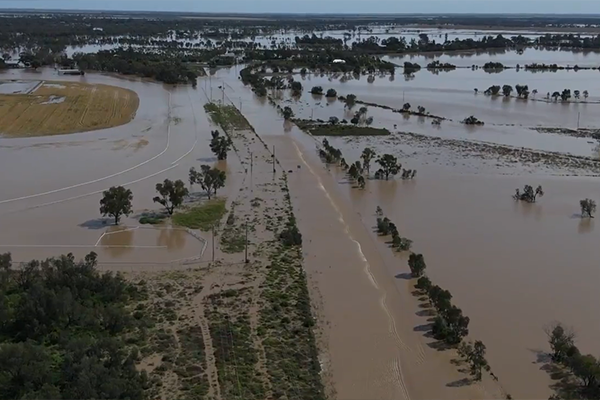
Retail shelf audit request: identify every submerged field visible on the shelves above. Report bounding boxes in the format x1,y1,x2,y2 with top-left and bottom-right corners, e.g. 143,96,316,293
0,80,139,137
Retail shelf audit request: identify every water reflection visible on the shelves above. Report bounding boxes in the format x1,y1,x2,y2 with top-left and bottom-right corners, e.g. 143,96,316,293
100,226,134,258
157,228,187,251
578,218,595,234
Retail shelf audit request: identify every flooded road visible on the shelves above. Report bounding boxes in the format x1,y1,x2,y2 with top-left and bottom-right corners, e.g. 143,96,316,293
0,68,216,267
209,65,600,398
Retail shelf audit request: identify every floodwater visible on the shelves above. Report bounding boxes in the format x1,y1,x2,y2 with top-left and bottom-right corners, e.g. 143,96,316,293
209,65,600,398
0,67,217,268
282,70,600,157
384,47,600,68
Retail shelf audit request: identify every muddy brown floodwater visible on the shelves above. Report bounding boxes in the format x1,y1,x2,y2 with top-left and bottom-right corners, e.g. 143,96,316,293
209,65,600,399
0,68,217,269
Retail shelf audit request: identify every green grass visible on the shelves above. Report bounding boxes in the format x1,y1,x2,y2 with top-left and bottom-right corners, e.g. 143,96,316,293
139,212,167,225
204,102,251,131
294,120,390,136
172,199,227,231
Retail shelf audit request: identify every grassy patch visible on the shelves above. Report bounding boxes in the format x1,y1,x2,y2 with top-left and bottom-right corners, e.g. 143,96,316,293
294,120,390,136
204,102,251,131
172,199,227,231
139,211,168,225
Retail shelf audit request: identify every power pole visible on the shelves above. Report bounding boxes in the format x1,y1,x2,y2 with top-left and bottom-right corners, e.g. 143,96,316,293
244,220,249,263
272,145,276,174
211,225,215,262
250,152,253,192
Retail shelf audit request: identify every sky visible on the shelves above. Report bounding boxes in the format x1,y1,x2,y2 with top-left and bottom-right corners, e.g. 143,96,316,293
1,0,600,14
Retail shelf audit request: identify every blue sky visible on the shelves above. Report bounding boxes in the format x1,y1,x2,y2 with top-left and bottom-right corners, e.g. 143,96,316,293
1,0,600,14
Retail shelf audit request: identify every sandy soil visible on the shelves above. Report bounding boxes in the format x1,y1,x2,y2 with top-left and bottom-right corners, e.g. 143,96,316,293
0,80,139,137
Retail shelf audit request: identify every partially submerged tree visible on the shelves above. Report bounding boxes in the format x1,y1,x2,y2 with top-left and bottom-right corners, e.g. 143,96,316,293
514,185,544,203
345,93,357,108
545,322,576,364
290,81,303,96
361,147,376,176
99,186,133,225
153,179,188,215
408,253,426,277
458,340,491,381
282,106,294,120
376,154,401,180
189,165,226,199
502,84,513,97
310,86,323,95
580,199,597,218
210,130,233,160
376,217,391,235
402,102,411,112
357,175,366,189
325,88,337,98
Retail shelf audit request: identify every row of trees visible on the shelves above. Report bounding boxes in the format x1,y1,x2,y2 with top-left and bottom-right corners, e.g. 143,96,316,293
375,212,413,252
375,208,491,382
546,323,600,398
482,84,589,101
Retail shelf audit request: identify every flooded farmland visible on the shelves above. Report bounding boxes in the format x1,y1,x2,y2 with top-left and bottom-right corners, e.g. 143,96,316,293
206,65,600,398
1,55,600,399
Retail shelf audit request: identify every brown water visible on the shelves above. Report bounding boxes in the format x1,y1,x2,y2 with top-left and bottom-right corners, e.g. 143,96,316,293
2,63,597,398
209,66,600,398
0,68,217,268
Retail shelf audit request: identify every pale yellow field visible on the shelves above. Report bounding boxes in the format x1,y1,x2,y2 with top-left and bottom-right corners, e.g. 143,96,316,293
0,81,139,137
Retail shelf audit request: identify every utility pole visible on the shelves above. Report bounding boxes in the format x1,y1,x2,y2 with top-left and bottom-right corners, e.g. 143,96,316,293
211,225,215,262
250,151,253,192
244,220,249,264
272,145,276,174
221,82,225,103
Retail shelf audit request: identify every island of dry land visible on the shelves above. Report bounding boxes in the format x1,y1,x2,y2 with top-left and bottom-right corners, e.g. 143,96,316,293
0,80,139,137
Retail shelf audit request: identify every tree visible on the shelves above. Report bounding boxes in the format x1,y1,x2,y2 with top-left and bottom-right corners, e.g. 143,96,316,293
310,86,323,95
325,88,337,98
357,176,365,189
328,116,339,125
415,276,432,291
375,206,383,216
153,179,188,215
408,253,426,277
290,81,303,96
583,90,589,100
402,102,411,111
552,91,561,101
346,94,357,108
514,185,544,203
210,130,232,160
579,198,596,218
417,105,426,114
189,166,226,199
365,116,374,125
376,217,391,235
569,353,600,388
361,148,376,176
377,154,401,180
545,322,576,364
502,84,513,97
348,164,359,181
561,89,572,102
458,341,490,381
532,89,538,98
574,90,581,100
99,186,133,225
282,106,294,120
